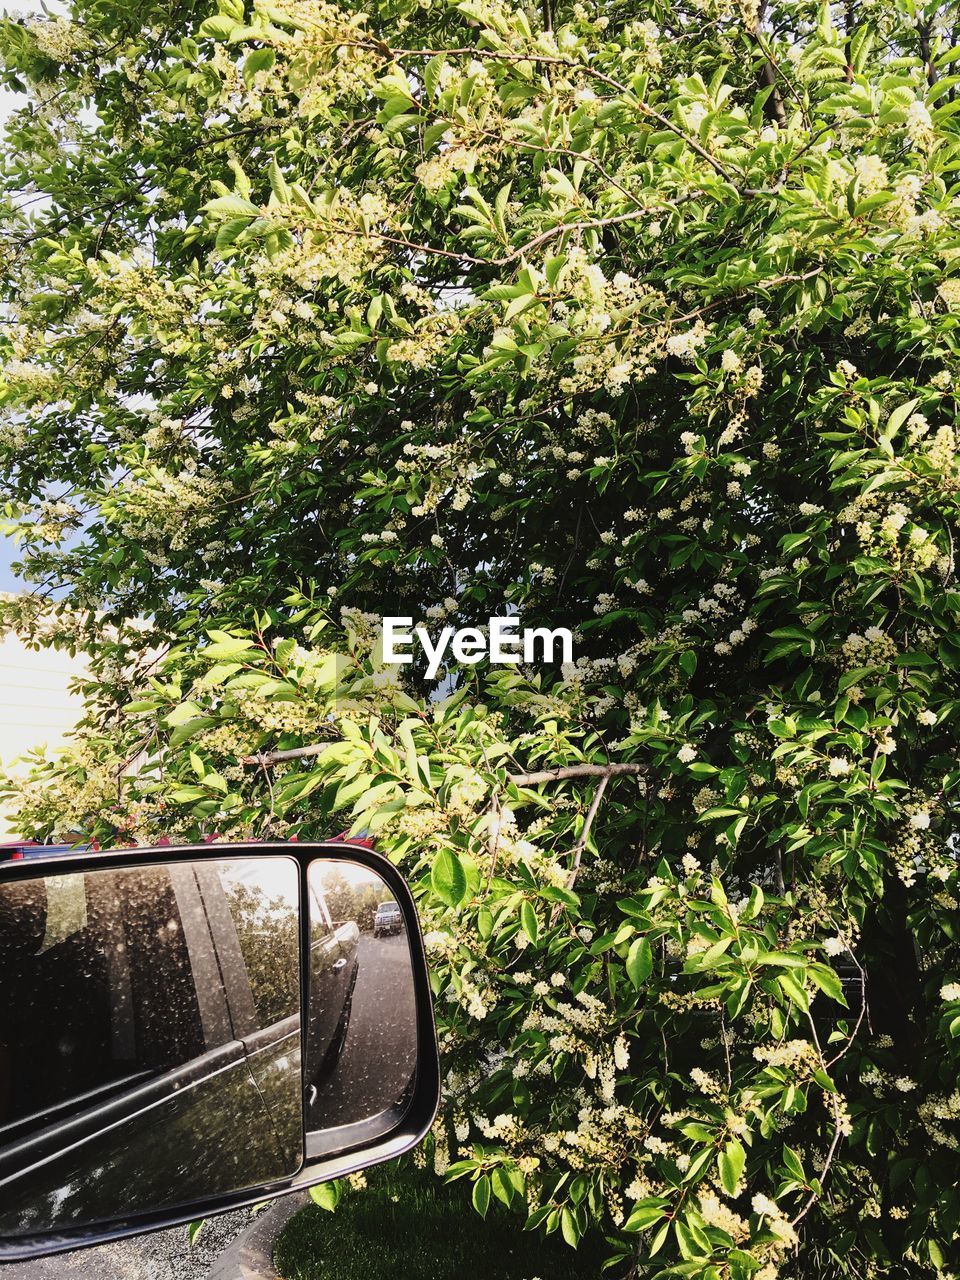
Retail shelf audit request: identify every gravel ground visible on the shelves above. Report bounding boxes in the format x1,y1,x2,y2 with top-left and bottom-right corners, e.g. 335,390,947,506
0,1208,256,1280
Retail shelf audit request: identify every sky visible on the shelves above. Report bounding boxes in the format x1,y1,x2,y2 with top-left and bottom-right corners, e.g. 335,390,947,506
0,1,69,592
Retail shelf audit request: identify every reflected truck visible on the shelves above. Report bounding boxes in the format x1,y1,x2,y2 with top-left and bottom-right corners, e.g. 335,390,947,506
305,875,360,1099
0,858,310,1233
373,901,403,938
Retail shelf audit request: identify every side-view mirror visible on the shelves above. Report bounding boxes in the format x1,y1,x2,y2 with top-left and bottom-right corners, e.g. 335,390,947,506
0,841,439,1260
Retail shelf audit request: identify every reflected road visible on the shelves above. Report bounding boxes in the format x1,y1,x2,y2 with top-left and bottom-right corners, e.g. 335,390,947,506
309,933,417,1131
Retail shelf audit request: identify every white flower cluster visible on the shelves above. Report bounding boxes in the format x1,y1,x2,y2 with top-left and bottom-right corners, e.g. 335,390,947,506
906,99,935,151
26,15,90,59
751,1193,798,1248
753,1039,817,1073
854,153,888,195
666,321,709,362
840,626,897,671
918,1089,960,1149
714,615,756,656
699,1191,749,1242
449,973,496,1020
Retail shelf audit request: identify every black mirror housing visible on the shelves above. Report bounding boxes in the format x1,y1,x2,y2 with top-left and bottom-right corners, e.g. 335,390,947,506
0,841,439,1261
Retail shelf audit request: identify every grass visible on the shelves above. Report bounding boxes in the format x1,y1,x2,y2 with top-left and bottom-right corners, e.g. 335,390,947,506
273,1164,609,1280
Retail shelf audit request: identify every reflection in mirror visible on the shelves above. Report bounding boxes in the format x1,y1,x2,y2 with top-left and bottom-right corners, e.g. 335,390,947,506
305,860,418,1157
0,858,301,1238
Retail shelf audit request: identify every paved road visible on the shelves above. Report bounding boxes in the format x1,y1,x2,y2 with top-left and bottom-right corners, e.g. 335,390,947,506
307,931,418,1132
0,1210,252,1279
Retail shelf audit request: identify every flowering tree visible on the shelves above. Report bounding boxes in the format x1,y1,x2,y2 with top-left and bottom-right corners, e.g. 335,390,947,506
3,0,960,1274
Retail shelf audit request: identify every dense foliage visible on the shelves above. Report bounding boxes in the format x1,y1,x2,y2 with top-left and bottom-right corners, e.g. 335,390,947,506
3,0,960,1273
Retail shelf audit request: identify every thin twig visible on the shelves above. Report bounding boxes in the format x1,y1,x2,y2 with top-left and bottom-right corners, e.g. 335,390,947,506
549,772,612,924
567,774,608,886
824,932,869,1067
792,1008,845,1225
257,750,277,836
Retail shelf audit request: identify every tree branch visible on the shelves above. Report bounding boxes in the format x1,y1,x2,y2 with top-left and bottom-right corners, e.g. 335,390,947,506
241,746,647,786
509,761,647,786
350,39,737,183
240,744,329,765
753,2,790,126
918,20,937,88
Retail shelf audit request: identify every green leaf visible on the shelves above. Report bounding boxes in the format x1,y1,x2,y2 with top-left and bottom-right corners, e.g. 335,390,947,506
624,1197,669,1232
743,884,764,919
755,951,809,969
423,53,445,98
268,156,291,205
649,1219,670,1256
309,1181,342,1211
718,1138,745,1196
165,701,202,726
203,632,257,658
215,217,251,250
626,936,653,988
198,14,241,38
169,785,210,803
540,884,580,909
777,970,810,1011
472,1174,491,1218
203,194,260,219
884,396,919,439
808,962,848,1005
273,636,297,668
782,1146,805,1182
561,1206,579,1247
242,47,275,87
725,977,752,1018
431,849,468,907
520,899,539,945
187,1221,204,1246
490,1166,515,1207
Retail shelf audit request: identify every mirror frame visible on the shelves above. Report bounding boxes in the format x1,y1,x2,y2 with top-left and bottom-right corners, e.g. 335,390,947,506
0,840,440,1261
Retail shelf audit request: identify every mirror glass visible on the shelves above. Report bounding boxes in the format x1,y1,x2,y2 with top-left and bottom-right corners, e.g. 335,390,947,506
0,857,301,1237
305,859,418,1157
